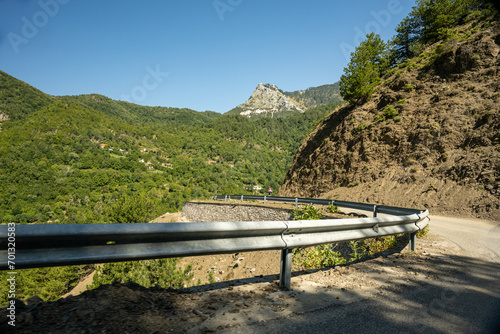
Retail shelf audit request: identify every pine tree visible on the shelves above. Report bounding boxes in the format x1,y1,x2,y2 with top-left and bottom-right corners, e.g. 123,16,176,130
340,33,389,105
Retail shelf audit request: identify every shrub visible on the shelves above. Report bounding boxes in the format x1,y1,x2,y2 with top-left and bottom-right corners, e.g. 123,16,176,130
383,106,399,118
347,181,360,188
88,259,193,290
404,84,415,92
292,204,324,220
293,245,346,270
327,204,339,213
0,265,92,307
376,106,400,122
416,224,430,238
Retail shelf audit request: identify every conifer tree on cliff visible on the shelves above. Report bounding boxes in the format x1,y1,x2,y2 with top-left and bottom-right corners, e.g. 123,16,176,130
339,32,389,105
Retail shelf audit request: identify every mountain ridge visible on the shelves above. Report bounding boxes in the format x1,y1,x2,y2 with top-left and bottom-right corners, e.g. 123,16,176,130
227,82,342,117
226,83,304,117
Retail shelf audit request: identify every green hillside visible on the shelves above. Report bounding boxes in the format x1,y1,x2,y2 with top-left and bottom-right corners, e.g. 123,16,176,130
0,71,56,121
60,93,221,126
284,83,343,109
0,73,342,225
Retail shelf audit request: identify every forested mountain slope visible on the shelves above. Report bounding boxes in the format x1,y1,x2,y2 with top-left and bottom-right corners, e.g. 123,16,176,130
280,4,500,220
0,72,342,225
0,71,56,122
284,82,342,110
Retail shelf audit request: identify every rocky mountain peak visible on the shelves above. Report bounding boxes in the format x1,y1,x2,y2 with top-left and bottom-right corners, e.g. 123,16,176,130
227,83,303,117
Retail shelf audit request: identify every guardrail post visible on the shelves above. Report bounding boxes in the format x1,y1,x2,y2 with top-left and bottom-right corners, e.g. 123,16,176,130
409,232,416,251
264,196,266,204
295,198,298,207
280,249,292,290
224,195,228,202
241,195,244,201
373,205,377,217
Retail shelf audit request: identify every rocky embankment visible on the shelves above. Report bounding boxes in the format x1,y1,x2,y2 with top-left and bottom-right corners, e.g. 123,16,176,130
181,201,294,222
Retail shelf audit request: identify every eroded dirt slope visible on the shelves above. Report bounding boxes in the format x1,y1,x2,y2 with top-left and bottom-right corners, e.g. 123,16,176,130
280,19,500,220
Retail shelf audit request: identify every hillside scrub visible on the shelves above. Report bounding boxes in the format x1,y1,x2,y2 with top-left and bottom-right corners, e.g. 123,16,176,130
340,0,498,104
280,1,500,220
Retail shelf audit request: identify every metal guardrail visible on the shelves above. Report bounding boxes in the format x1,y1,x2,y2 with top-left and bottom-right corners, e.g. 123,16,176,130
212,195,422,217
0,196,429,289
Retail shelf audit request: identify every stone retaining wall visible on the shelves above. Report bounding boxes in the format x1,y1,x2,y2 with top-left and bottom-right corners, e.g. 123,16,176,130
181,201,293,222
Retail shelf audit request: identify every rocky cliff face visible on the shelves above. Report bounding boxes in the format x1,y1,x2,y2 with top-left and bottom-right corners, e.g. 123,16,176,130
228,83,303,117
280,19,500,220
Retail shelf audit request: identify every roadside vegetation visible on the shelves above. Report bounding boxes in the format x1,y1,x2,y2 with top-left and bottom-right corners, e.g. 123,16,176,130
291,204,429,271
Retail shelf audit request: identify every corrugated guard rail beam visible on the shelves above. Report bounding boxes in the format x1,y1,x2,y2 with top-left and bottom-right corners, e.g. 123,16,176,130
0,197,429,290
212,195,420,216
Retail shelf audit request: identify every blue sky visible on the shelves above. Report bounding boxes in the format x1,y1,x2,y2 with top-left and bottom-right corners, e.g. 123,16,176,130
1,0,415,113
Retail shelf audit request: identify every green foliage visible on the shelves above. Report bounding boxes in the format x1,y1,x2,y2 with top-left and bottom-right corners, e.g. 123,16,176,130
292,204,324,220
391,0,493,63
404,84,415,92
349,236,399,262
417,224,430,238
0,265,92,307
340,33,389,104
349,240,366,261
327,204,339,213
88,259,193,290
293,245,346,270
0,71,56,121
284,83,343,109
361,236,398,255
0,73,343,224
383,106,399,120
291,203,346,269
109,195,155,224
207,270,216,284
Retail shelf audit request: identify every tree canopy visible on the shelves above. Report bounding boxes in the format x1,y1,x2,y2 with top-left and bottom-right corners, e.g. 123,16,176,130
339,0,497,104
340,32,389,104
